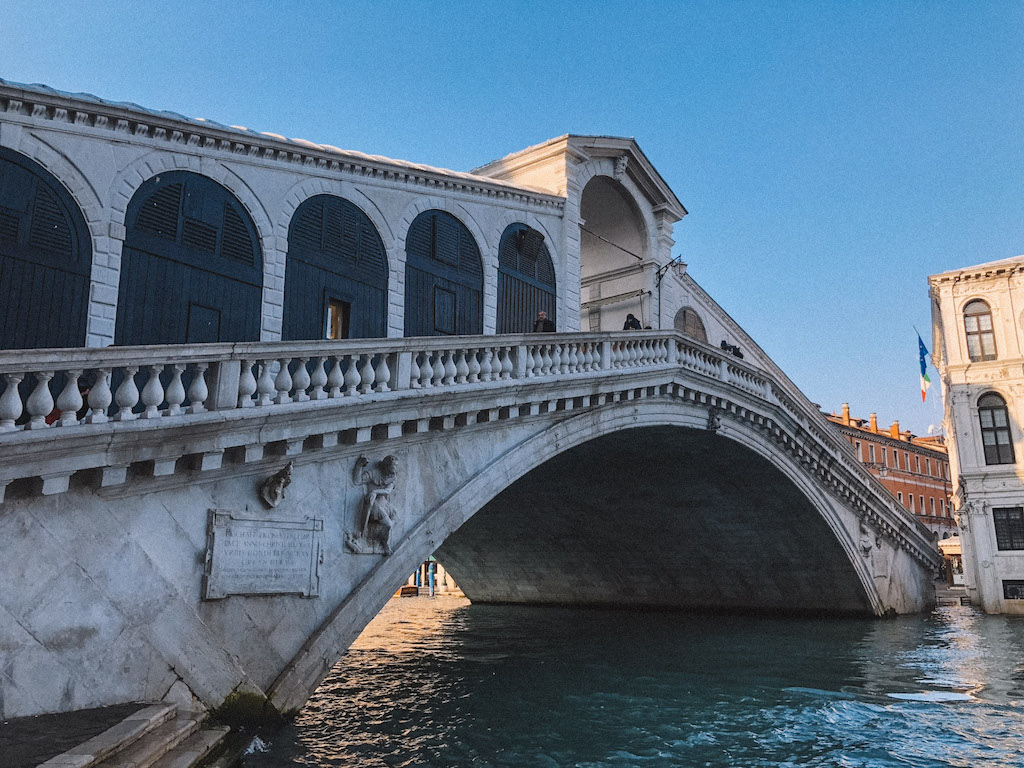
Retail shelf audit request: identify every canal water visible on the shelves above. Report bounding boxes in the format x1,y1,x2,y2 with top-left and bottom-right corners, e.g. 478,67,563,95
240,597,1024,767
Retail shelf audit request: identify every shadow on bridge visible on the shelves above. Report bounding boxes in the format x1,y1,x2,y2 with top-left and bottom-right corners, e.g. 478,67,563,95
438,425,871,614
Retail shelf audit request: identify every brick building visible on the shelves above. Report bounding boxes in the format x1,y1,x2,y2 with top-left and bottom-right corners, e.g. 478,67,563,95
826,404,954,538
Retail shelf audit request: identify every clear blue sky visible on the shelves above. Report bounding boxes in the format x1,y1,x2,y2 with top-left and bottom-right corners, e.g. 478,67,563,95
3,1,1022,434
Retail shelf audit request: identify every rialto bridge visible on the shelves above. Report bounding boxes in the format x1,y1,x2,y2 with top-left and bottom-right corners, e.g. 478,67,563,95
0,80,938,723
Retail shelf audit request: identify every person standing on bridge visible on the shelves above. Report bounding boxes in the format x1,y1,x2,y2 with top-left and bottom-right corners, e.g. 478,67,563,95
623,313,642,331
533,310,555,332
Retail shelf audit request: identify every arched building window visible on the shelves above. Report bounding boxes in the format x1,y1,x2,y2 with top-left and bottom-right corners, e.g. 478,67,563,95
283,195,387,340
0,147,91,349
117,172,263,345
673,307,707,343
978,392,1015,465
964,299,997,362
404,210,482,337
497,223,556,333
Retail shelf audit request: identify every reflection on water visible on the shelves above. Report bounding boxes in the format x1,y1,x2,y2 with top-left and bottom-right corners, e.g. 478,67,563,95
241,598,1024,767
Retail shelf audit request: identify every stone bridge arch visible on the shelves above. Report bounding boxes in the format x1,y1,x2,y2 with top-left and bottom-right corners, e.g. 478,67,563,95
266,395,889,714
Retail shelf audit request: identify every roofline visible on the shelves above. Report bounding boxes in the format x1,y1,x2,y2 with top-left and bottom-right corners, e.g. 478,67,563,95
474,134,688,222
928,255,1024,285
0,79,566,209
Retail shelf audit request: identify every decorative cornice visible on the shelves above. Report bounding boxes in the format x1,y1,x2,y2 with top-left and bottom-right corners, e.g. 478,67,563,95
0,81,566,213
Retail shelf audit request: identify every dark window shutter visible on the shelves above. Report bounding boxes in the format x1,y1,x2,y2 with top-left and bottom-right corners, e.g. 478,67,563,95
135,182,182,239
0,208,20,242
182,218,217,252
434,214,460,266
221,203,255,266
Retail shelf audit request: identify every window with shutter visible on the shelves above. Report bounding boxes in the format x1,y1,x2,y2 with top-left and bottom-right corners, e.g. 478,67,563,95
119,171,262,346
496,223,556,334
283,195,388,341
674,307,708,343
404,210,483,337
0,147,91,349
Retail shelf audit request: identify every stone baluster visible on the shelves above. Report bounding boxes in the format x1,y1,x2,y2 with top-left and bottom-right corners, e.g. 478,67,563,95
140,365,165,419
24,371,54,429
373,353,391,393
429,350,444,387
339,356,357,395
467,348,481,383
0,373,23,432
524,345,537,377
442,350,457,386
274,358,294,404
500,346,514,379
113,367,139,422
256,360,276,406
55,370,83,427
455,350,469,384
583,342,594,371
540,345,553,375
568,343,580,373
560,343,571,373
611,343,622,368
417,351,433,388
356,355,373,394
327,357,345,397
292,358,311,402
238,360,257,408
166,363,186,416
309,357,328,400
188,362,210,413
479,347,493,382
85,369,112,423
409,351,421,389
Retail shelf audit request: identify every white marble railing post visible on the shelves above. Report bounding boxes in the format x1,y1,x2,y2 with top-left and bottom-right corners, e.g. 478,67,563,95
56,370,83,427
0,373,24,432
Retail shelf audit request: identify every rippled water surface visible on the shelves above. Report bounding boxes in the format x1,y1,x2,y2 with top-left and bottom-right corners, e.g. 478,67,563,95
241,598,1024,767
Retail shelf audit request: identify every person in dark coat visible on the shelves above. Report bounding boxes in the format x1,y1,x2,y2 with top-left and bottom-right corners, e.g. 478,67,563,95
533,310,555,332
622,313,642,330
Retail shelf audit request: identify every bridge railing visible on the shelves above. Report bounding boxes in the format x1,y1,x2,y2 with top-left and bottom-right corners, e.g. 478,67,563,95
0,332,685,432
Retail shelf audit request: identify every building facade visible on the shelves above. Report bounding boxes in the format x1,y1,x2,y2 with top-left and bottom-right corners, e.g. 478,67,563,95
930,256,1024,614
826,404,954,538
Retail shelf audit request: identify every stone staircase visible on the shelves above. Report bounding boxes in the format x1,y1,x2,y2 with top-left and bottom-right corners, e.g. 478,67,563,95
37,703,229,768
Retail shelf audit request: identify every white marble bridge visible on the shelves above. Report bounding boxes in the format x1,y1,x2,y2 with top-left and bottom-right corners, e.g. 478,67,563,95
0,330,940,720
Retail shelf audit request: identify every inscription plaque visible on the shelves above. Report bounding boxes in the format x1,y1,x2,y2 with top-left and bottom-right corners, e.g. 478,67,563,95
202,510,323,600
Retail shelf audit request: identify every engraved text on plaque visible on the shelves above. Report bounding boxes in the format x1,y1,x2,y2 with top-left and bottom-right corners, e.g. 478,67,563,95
203,510,323,600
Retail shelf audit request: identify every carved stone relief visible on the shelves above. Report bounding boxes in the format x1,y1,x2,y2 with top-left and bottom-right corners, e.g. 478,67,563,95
706,407,722,433
346,455,400,555
259,461,293,509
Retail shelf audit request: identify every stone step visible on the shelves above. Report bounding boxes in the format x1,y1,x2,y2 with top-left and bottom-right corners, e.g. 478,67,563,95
148,727,231,768
37,703,178,768
96,713,205,768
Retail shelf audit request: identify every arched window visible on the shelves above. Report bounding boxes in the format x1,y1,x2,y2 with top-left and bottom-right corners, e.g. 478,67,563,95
497,223,556,333
117,172,263,345
0,147,91,349
964,299,996,362
283,195,387,340
673,307,707,343
404,210,482,337
978,392,1015,465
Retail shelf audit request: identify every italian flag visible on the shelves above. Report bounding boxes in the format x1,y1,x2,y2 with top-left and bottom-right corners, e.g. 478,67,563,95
918,333,931,402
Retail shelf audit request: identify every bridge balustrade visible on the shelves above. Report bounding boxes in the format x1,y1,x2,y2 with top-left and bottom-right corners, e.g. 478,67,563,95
0,333,685,432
